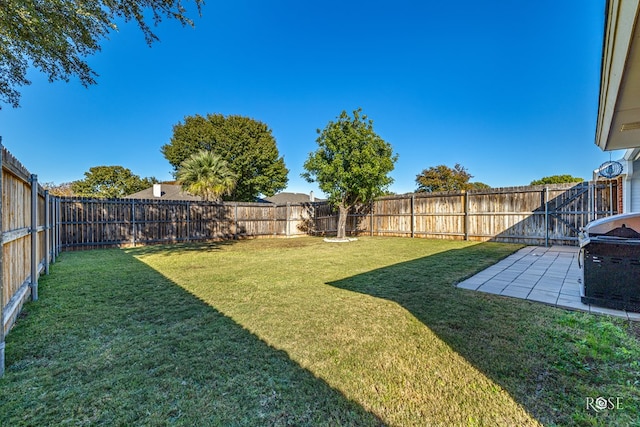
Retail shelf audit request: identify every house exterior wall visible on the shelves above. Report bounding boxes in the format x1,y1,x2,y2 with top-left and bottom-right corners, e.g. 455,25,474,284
618,151,640,213
620,157,640,213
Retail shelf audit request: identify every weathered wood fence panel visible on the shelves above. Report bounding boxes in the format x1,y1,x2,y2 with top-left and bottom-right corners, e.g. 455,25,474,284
319,182,618,245
59,199,316,249
408,193,464,239
1,143,60,377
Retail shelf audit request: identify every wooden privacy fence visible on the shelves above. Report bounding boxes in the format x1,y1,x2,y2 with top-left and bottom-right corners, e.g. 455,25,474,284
60,181,618,250
1,143,60,377
59,198,315,249
315,181,618,245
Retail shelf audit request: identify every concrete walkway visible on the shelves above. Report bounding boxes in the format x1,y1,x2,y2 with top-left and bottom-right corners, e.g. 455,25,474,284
457,246,640,321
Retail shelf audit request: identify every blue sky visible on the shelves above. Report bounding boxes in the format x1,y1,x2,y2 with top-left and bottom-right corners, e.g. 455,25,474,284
0,0,617,196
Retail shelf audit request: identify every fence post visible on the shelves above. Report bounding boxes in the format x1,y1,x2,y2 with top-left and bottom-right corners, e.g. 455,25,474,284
234,203,239,239
370,200,374,237
411,194,415,238
56,198,61,256
286,203,291,237
544,186,549,248
186,201,191,242
131,199,136,247
54,198,58,256
30,174,38,301
312,203,317,236
51,197,56,263
44,191,50,275
464,191,470,241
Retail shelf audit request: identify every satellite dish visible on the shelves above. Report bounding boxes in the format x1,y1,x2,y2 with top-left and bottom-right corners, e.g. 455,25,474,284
598,160,623,178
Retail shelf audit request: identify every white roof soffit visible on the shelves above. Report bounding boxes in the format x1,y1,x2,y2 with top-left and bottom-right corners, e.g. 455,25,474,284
596,0,640,151
623,147,640,160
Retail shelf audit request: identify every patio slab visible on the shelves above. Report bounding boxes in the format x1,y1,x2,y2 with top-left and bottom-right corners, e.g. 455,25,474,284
457,246,638,321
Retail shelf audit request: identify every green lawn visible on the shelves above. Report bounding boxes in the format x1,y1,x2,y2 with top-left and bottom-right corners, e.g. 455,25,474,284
1,237,639,426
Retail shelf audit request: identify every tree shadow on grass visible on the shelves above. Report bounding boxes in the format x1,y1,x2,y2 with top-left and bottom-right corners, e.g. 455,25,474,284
123,239,239,257
327,243,637,427
1,249,384,426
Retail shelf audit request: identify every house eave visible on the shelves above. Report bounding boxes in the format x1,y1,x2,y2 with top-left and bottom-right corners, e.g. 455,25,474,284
596,0,640,151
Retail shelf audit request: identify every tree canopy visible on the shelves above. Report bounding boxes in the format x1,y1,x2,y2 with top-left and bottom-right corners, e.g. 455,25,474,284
530,175,584,186
161,113,289,201
303,108,397,239
0,0,203,108
176,151,236,202
42,182,75,197
469,182,491,190
415,164,476,193
71,166,157,198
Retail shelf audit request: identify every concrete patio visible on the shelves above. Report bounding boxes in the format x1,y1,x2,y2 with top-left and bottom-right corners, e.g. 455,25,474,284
457,245,640,321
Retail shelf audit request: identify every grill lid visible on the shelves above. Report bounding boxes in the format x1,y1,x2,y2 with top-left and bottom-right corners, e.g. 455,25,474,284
584,212,640,236
602,225,640,238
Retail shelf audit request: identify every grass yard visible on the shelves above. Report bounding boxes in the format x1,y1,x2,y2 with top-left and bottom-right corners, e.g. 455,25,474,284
1,237,639,426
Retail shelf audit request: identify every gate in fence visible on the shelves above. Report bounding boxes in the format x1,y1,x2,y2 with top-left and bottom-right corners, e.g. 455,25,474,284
544,180,618,245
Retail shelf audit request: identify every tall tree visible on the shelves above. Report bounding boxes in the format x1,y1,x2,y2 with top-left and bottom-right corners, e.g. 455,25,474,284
71,166,158,198
302,108,397,239
176,151,236,202
415,164,473,193
530,175,583,185
161,113,288,201
0,0,203,108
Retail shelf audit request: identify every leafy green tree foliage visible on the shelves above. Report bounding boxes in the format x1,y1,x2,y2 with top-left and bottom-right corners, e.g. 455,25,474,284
530,175,584,185
42,182,75,197
416,164,475,193
161,114,288,201
469,182,491,190
303,108,397,239
71,166,158,198
0,0,203,108
176,151,236,202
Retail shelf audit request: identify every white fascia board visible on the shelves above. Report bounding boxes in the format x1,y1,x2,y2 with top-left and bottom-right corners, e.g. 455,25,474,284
596,0,640,150
623,147,640,160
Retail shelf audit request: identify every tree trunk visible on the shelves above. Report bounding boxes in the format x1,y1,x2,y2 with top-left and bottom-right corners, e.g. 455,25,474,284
337,204,348,239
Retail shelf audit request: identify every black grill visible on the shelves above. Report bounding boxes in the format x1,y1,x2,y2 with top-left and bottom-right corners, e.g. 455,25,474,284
580,213,640,312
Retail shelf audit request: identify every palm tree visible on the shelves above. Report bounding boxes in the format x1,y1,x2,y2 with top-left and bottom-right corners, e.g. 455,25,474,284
176,151,237,202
